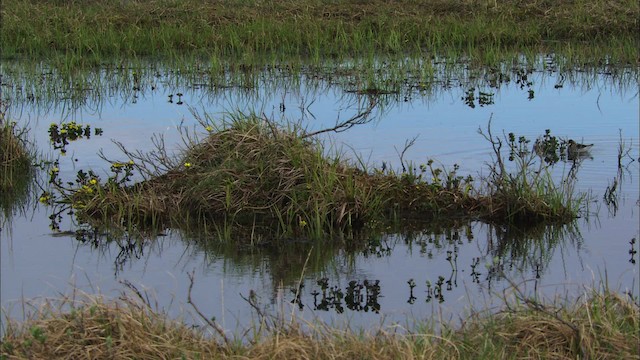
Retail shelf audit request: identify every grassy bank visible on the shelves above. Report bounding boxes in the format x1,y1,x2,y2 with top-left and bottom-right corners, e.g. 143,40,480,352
1,286,637,359
41,111,583,240
2,0,638,67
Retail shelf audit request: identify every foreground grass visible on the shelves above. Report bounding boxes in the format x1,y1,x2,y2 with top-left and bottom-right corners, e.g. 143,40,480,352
2,0,638,67
1,287,637,359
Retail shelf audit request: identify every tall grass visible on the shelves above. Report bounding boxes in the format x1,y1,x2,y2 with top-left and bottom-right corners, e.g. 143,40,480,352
2,0,638,68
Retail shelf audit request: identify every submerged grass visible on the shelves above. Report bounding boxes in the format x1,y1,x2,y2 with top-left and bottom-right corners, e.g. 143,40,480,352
2,0,638,68
44,110,583,240
1,286,637,359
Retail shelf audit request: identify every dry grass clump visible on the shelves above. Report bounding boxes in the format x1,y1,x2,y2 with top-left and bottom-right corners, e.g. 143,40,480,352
70,114,477,238
455,290,640,359
50,113,584,239
0,294,221,359
2,288,637,359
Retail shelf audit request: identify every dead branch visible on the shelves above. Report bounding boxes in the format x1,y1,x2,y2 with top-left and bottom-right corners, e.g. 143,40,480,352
302,97,378,138
186,270,231,346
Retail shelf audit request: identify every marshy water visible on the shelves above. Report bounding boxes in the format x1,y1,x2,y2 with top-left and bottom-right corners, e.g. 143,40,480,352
1,60,638,334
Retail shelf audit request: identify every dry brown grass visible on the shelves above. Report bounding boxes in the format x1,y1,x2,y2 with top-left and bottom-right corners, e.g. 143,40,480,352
1,294,221,359
2,288,637,359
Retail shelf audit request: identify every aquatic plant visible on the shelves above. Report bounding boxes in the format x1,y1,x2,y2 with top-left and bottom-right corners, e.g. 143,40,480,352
477,120,583,225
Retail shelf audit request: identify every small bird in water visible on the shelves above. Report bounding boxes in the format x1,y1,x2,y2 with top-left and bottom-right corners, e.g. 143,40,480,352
567,139,593,154
567,139,593,160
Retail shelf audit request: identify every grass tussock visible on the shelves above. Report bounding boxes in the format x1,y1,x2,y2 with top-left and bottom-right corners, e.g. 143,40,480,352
0,294,221,359
2,0,638,67
56,112,476,238
0,109,34,223
45,112,582,239
2,288,638,359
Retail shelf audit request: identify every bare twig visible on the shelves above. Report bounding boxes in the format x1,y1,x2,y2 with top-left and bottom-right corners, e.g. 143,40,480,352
186,270,231,346
394,135,419,173
239,290,273,332
302,98,377,138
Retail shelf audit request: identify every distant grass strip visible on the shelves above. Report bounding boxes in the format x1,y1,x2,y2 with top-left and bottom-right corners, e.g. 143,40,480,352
42,112,582,239
1,288,637,359
2,0,638,66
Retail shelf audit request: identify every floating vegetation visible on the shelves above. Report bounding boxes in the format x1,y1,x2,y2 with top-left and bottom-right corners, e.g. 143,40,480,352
48,122,103,155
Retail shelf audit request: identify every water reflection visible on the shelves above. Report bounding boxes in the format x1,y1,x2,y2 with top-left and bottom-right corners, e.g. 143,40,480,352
1,58,638,332
60,216,589,318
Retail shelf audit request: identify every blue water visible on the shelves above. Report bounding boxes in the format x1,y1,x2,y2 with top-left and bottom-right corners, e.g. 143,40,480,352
1,63,638,336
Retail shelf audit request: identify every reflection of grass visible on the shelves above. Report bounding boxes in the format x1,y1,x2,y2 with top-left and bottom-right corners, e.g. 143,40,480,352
3,0,638,67
0,113,34,225
46,112,584,240
2,285,637,358
482,222,583,280
3,59,637,116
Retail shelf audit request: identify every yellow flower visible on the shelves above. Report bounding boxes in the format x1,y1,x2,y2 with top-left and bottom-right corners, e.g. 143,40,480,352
299,220,307,227
89,179,98,185
51,167,59,173
184,162,192,168
205,126,213,132
39,196,49,204
60,129,67,134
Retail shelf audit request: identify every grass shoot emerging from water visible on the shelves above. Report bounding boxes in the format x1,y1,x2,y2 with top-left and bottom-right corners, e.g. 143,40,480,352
43,109,583,240
1,284,637,359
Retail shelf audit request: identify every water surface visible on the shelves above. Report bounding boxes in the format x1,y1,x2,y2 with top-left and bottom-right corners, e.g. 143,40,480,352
1,62,638,335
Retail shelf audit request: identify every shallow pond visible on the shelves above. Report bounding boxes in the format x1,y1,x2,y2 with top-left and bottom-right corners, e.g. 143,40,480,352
1,61,638,336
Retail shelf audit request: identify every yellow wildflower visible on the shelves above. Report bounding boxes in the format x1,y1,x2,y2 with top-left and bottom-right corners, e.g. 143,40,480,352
89,179,98,185
184,162,192,168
